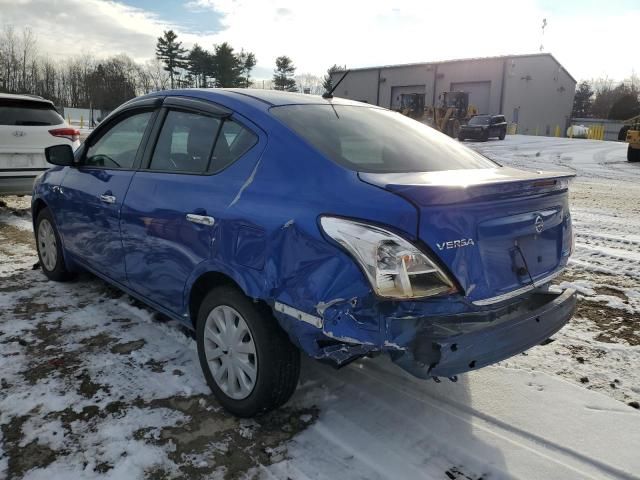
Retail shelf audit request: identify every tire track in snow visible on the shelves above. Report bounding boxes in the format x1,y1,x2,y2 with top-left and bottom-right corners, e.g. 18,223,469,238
270,359,640,480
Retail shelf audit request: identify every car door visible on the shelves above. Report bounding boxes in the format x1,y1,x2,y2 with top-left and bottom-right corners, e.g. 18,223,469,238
120,97,260,314
489,117,499,137
58,103,158,283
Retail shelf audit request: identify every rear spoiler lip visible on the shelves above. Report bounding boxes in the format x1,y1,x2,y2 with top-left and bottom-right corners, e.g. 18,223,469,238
358,167,576,189
358,167,575,208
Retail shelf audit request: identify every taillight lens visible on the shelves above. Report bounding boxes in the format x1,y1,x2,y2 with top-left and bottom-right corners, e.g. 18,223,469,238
49,128,80,143
320,217,457,299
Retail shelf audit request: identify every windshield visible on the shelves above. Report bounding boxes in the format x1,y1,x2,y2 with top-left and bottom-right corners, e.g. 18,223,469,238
271,105,497,173
469,116,491,126
0,99,63,126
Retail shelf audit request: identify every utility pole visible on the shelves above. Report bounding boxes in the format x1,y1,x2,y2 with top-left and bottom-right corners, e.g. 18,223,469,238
540,18,547,52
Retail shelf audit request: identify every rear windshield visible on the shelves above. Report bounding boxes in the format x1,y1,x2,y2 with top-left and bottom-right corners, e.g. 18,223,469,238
271,105,497,173
0,98,63,126
469,116,491,125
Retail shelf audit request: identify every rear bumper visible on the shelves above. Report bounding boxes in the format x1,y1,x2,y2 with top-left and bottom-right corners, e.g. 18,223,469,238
459,129,488,139
392,288,577,378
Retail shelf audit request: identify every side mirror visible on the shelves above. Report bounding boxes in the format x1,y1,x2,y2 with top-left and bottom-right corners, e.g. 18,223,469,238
45,144,75,166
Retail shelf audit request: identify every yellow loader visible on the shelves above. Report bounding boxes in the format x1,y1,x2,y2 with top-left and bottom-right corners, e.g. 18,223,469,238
618,115,640,162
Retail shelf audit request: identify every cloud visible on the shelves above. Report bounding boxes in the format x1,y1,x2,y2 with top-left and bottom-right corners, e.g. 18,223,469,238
0,0,223,63
0,0,638,81
1,0,165,62
186,0,640,80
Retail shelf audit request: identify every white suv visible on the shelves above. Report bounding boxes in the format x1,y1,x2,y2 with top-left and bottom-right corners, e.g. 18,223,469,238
1,93,80,195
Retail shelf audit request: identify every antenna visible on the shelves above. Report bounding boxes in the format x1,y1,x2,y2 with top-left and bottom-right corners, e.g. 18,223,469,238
540,18,547,52
323,70,350,99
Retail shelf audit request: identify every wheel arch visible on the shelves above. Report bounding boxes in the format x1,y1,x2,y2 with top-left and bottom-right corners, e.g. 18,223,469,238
31,198,48,228
187,269,268,329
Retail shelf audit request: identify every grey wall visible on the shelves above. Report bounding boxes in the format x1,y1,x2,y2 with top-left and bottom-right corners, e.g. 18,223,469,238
330,69,379,104
377,64,435,109
434,58,504,114
501,56,576,135
571,118,625,141
330,54,576,137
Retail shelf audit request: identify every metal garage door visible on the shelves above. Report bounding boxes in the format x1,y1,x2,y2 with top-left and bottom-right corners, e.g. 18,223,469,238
390,85,426,110
450,81,491,114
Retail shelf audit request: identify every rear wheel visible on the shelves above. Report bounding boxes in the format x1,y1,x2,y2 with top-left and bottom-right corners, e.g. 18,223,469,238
628,145,640,162
619,125,630,141
196,286,300,417
35,208,74,282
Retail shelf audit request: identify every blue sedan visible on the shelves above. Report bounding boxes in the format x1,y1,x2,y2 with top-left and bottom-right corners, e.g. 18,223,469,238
33,89,576,417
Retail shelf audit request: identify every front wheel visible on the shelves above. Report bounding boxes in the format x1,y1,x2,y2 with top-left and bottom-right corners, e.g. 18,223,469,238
196,286,300,417
35,208,74,281
628,145,640,162
499,129,506,140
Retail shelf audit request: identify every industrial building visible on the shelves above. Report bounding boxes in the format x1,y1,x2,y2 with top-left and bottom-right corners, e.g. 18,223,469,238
330,53,576,136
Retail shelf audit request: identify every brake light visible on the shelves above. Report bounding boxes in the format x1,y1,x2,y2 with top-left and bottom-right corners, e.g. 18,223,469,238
49,128,80,143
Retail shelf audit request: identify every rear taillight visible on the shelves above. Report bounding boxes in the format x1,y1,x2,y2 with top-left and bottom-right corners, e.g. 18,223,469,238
49,128,80,143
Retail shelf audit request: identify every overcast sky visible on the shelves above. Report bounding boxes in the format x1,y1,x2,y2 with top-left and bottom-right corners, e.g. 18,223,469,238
1,0,638,81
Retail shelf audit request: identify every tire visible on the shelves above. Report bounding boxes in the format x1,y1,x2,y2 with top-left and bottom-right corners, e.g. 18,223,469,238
499,129,506,140
457,134,465,142
628,145,640,162
451,119,461,139
619,126,630,141
35,208,74,282
482,130,490,142
196,286,300,417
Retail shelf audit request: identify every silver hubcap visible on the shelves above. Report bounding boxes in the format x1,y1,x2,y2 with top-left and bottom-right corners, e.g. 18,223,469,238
38,219,57,272
204,305,258,400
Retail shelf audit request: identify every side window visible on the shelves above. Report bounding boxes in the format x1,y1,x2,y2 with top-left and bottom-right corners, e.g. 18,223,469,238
85,111,153,169
150,110,221,173
210,119,258,173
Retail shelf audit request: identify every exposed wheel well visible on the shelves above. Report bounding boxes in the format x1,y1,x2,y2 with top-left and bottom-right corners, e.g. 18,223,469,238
188,272,242,328
32,199,48,225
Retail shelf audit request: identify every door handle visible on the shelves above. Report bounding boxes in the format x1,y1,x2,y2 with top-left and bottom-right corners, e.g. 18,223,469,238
186,213,215,226
100,194,116,204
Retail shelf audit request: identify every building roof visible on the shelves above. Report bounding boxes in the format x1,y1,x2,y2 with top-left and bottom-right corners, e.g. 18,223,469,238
333,53,577,84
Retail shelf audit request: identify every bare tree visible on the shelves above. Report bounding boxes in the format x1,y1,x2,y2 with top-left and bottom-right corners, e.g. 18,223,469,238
295,73,324,94
20,27,37,92
143,58,170,91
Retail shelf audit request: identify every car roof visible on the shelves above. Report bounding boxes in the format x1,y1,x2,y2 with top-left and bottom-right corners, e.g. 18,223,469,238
0,92,53,104
223,89,368,106
157,88,372,108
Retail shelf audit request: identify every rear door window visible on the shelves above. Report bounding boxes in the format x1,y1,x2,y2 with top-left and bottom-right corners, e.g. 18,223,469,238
84,111,153,169
0,98,63,126
149,110,221,173
210,119,258,173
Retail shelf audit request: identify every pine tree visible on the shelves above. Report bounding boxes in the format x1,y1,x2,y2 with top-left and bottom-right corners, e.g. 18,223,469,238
273,56,297,91
238,50,256,88
212,42,243,88
571,81,594,118
322,64,342,93
187,44,211,88
155,30,188,89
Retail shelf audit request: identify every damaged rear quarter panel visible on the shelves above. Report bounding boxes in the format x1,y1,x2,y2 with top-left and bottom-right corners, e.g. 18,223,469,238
184,110,422,361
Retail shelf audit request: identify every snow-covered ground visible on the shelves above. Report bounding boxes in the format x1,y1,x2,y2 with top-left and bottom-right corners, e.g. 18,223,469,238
1,135,639,480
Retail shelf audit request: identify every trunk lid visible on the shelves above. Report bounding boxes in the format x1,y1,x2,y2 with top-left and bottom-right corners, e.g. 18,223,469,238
359,167,574,304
